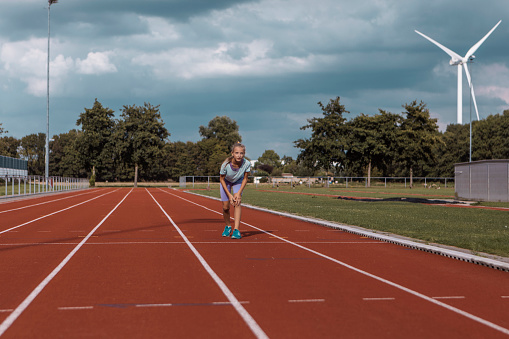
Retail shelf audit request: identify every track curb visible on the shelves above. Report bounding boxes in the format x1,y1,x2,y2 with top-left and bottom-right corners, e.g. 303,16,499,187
184,190,509,273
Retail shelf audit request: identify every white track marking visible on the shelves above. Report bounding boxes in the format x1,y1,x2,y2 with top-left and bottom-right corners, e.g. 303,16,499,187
501,296,509,299
159,188,509,336
363,298,396,301
0,189,119,235
0,190,95,214
146,189,268,339
0,310,13,313
433,296,466,300
58,306,93,311
0,189,132,337
288,299,325,303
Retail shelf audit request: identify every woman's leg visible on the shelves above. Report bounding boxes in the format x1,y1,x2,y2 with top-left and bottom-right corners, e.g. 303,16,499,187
222,200,231,226
233,204,241,230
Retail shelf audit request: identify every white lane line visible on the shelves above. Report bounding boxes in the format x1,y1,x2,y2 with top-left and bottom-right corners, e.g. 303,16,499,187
0,310,13,313
288,299,325,303
147,189,268,339
58,306,94,311
161,188,509,337
0,189,132,337
0,189,119,235
363,298,395,301
432,296,466,300
501,296,509,299
0,190,96,215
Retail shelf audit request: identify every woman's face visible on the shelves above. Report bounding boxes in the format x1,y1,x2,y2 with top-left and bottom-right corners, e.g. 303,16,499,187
232,146,245,162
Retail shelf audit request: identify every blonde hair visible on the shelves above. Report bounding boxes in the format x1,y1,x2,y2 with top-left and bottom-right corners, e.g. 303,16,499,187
224,142,245,165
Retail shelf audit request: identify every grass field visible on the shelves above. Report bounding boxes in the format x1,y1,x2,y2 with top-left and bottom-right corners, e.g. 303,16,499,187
187,184,509,258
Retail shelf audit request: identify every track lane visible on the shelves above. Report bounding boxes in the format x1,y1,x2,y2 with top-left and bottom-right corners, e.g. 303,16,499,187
0,189,119,234
1,188,260,338
0,189,97,212
156,188,509,338
0,188,129,333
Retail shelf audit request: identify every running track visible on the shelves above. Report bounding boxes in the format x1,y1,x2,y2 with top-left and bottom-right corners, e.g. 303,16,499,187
0,188,508,338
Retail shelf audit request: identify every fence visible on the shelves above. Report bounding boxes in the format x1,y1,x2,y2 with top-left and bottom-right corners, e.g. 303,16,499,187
0,155,28,177
179,176,454,189
0,175,88,199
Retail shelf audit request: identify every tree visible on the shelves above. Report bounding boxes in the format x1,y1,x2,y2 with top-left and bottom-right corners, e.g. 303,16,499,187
196,116,243,176
257,150,280,169
199,116,242,147
0,123,20,158
19,133,46,175
116,103,170,185
346,110,402,184
397,101,441,188
432,124,469,177
472,110,509,160
50,130,86,177
76,99,116,181
0,136,20,158
164,141,199,180
295,97,350,174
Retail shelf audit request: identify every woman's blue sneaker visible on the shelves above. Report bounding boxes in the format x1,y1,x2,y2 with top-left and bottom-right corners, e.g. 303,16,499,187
222,226,232,237
231,229,241,239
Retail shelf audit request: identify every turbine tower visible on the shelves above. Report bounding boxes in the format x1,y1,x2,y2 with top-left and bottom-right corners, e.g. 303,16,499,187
415,20,501,124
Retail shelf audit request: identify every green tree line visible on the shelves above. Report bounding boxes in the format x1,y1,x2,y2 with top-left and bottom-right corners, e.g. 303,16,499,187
1,97,508,183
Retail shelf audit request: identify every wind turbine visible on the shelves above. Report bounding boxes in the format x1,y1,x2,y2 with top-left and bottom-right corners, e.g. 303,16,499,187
415,20,501,124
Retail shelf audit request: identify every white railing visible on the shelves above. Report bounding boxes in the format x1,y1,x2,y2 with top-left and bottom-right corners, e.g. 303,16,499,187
178,176,455,189
0,175,89,199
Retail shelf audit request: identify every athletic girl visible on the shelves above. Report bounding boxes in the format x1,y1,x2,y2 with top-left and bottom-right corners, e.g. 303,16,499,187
220,142,251,239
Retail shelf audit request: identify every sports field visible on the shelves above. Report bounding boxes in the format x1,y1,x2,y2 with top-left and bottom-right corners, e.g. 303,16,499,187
1,187,508,338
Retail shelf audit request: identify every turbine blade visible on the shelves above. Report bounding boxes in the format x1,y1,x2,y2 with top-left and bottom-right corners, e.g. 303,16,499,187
415,30,462,60
463,63,480,121
465,20,502,59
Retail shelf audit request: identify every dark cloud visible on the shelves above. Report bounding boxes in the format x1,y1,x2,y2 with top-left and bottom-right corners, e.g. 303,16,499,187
1,0,508,159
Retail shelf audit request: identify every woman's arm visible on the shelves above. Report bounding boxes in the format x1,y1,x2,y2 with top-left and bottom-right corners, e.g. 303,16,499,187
232,172,249,206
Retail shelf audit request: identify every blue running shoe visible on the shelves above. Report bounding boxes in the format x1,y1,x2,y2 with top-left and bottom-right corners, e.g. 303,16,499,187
222,225,232,237
231,229,241,239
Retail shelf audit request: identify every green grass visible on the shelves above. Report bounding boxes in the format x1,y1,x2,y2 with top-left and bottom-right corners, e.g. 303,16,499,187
190,185,509,258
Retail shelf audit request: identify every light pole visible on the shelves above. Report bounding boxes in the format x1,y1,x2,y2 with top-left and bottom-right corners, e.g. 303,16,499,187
468,55,475,162
46,0,58,190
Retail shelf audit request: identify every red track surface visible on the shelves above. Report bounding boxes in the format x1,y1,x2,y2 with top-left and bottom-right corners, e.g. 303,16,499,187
0,188,508,338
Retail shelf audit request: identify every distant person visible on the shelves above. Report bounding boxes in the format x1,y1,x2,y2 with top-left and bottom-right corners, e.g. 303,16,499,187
219,142,251,239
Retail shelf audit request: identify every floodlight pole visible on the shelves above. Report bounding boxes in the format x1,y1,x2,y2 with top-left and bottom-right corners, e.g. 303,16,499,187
468,56,474,162
46,0,57,190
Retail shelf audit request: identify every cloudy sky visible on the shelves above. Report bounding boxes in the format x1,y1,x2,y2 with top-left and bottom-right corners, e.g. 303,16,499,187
0,0,507,160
